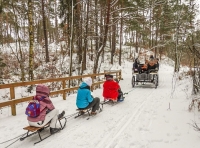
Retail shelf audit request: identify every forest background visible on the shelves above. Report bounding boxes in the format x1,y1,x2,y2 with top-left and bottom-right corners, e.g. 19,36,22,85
0,0,200,97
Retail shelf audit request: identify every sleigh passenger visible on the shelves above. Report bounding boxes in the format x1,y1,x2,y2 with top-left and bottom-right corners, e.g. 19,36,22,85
133,58,141,73
147,55,159,73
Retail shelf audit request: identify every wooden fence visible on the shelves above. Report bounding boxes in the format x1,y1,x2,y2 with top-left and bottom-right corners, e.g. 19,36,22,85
0,70,121,116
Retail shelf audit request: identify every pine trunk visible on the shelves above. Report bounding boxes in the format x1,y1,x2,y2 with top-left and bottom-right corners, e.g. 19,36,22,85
28,0,34,81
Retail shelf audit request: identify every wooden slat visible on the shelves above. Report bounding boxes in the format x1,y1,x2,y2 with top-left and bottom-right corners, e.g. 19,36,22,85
76,109,88,112
23,125,48,132
23,126,41,132
23,117,66,132
0,100,13,108
23,122,50,132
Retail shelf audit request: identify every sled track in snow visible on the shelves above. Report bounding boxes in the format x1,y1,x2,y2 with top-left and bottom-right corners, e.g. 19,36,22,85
95,87,158,148
95,71,167,148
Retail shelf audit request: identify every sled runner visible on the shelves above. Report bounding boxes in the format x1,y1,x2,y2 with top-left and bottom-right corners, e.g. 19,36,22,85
20,116,67,144
75,107,102,120
100,97,125,108
75,108,92,119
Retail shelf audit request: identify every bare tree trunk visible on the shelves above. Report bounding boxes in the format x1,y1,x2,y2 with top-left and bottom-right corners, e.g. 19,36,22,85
111,7,116,64
28,0,34,81
42,0,49,63
82,1,89,72
69,0,74,77
100,7,104,63
155,22,159,58
75,0,82,66
119,4,123,66
135,7,139,53
54,0,58,43
0,0,3,45
174,21,179,72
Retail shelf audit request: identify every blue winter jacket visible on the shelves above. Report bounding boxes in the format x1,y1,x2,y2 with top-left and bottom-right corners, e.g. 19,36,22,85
76,82,94,109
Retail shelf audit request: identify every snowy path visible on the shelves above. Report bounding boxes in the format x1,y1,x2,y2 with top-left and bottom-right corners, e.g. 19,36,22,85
1,62,200,148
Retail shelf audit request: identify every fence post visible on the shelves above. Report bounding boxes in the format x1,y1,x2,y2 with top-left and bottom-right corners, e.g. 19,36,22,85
119,70,122,80
91,77,94,92
62,80,66,100
10,87,16,116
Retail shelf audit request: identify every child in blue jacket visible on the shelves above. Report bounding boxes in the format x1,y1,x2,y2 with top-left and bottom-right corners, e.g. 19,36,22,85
76,77,100,115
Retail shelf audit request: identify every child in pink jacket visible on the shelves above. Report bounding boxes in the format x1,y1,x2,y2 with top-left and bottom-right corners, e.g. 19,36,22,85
27,84,65,134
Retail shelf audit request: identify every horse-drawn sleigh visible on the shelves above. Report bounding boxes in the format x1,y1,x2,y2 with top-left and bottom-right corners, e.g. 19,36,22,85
132,55,159,89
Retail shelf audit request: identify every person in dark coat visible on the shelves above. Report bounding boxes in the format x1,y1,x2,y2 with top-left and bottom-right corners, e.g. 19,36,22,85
133,58,141,73
147,55,157,72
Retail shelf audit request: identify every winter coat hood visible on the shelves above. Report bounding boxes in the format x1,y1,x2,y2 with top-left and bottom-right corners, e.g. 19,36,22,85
79,82,90,89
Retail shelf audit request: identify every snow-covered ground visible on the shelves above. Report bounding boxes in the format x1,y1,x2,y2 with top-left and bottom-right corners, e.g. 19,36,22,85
1,61,200,148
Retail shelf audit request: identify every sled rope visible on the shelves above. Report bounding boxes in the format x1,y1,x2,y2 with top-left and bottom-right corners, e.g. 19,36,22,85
123,88,135,95
0,133,27,144
5,138,21,148
63,112,79,119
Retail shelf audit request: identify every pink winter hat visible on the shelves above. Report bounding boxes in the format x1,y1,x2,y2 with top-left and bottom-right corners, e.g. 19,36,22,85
83,77,92,86
36,84,50,97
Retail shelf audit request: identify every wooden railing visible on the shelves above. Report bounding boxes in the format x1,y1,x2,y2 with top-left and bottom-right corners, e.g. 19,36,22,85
0,70,122,116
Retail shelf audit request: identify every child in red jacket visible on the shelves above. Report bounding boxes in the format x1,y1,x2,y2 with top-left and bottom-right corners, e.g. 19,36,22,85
103,74,119,102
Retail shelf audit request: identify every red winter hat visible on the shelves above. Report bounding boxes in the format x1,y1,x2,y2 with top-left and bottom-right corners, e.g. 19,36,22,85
36,84,50,97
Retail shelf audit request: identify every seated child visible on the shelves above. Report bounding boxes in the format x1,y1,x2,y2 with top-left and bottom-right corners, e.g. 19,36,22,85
76,77,100,115
103,74,120,102
27,84,65,135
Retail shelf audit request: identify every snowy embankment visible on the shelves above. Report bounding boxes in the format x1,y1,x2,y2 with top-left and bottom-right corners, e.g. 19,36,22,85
0,61,200,148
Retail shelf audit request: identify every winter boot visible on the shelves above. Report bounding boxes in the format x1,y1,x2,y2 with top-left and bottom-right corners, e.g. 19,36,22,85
50,127,60,135
91,111,97,115
58,111,65,119
118,96,124,102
